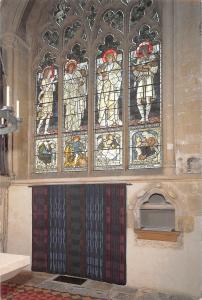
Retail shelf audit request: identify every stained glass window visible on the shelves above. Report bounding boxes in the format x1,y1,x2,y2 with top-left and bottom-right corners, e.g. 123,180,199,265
94,35,123,170
62,44,88,171
103,10,124,32
42,30,59,48
53,0,70,25
35,53,58,173
129,24,161,169
34,0,162,175
64,21,81,44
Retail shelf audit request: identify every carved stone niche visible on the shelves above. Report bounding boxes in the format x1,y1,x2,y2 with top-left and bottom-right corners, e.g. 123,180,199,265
133,185,183,242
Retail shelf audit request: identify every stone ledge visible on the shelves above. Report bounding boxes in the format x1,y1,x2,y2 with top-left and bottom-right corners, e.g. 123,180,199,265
134,229,180,242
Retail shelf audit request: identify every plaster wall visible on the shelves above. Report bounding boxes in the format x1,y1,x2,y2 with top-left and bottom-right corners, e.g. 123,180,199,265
7,185,32,258
7,183,202,297
127,223,201,297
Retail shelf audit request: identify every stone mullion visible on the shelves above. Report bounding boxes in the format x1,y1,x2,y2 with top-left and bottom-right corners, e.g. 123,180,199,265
87,40,95,175
122,12,130,173
57,57,63,173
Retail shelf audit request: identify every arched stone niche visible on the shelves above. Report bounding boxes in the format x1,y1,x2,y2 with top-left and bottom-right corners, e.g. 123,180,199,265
129,183,194,242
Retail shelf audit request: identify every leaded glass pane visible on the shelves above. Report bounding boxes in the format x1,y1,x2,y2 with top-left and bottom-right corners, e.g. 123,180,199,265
129,127,161,168
35,137,57,173
130,0,152,25
42,30,59,48
63,134,88,170
129,41,160,125
152,10,160,23
95,47,123,128
63,60,88,132
103,10,124,32
94,131,122,169
94,35,123,170
87,6,96,29
129,24,161,169
64,21,81,44
36,64,58,135
53,0,70,25
63,45,88,172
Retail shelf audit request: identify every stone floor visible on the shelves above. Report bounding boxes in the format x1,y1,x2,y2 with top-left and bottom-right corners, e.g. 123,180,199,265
4,271,197,300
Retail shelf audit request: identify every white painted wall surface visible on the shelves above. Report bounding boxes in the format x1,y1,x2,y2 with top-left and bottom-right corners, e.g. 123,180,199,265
7,185,32,260
127,220,201,297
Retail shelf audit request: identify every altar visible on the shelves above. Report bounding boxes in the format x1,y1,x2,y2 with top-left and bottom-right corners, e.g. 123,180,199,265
0,253,30,282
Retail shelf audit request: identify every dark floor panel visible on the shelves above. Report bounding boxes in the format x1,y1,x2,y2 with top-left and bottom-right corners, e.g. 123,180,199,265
54,275,87,285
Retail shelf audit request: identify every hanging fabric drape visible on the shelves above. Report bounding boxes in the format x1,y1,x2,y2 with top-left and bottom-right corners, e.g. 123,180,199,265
32,184,126,285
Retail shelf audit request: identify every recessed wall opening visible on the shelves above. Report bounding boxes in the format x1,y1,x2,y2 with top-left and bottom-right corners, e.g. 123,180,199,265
140,193,175,231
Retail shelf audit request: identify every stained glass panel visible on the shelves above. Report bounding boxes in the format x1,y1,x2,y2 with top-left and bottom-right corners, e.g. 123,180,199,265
95,45,123,128
35,137,57,173
53,0,70,25
103,10,124,32
129,41,160,125
129,24,161,169
94,131,122,169
42,30,59,48
130,0,152,25
63,45,88,171
94,35,123,170
64,21,81,44
129,127,161,168
87,6,96,29
36,64,58,135
63,134,88,171
63,58,88,132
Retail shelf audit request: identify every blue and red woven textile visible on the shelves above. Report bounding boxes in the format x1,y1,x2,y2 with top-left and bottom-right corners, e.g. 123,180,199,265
32,184,126,285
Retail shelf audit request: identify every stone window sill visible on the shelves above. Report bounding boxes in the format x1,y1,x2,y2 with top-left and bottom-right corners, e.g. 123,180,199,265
134,229,180,242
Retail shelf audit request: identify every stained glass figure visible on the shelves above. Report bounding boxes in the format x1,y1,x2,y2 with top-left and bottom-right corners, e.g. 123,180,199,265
103,10,124,32
42,30,59,48
129,128,161,168
96,48,123,128
63,59,88,131
130,0,152,25
36,64,58,135
130,41,159,124
64,21,81,44
35,137,57,172
53,0,70,25
87,6,96,29
94,131,122,169
63,134,87,170
129,24,160,126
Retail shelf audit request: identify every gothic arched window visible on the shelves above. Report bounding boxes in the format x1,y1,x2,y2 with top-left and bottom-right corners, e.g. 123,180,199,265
34,0,161,175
